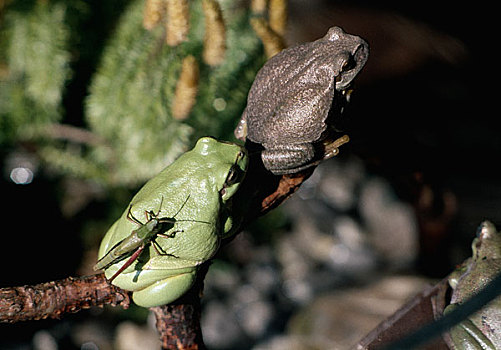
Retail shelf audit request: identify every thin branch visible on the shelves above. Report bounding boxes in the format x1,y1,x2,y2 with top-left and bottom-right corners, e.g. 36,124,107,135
0,274,130,323
0,151,315,349
43,123,107,146
357,278,450,349
151,264,210,350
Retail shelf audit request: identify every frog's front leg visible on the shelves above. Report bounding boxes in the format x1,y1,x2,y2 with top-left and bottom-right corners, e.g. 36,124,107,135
132,269,197,307
261,143,315,175
234,109,248,141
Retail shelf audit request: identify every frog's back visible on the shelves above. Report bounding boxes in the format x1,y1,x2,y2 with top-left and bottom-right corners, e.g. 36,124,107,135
244,37,340,145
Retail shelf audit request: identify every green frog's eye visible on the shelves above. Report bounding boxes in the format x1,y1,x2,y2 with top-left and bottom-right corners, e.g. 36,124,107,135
220,165,242,198
224,165,240,187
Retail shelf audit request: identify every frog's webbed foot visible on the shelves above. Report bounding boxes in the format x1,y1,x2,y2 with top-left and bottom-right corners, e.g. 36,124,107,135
322,134,350,160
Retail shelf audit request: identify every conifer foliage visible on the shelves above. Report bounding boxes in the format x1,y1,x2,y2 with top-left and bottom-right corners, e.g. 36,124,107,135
1,0,285,186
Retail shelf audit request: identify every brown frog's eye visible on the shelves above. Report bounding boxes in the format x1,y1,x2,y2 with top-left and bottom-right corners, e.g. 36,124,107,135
341,54,357,73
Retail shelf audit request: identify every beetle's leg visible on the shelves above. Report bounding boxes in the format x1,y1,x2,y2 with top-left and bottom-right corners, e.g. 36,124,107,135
127,205,143,225
152,240,178,258
157,229,183,239
171,195,191,219
108,245,146,282
143,196,165,221
156,196,164,217
146,196,165,221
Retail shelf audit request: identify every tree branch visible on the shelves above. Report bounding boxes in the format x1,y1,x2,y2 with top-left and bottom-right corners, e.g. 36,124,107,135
0,151,315,349
0,274,130,323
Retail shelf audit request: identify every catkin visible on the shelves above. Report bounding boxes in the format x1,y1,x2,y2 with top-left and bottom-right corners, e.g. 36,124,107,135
172,55,199,120
202,0,226,66
269,0,287,36
143,0,166,30
250,17,285,58
166,0,190,46
250,0,268,15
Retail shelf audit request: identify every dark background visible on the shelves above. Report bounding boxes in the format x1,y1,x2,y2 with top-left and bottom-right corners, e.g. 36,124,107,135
1,0,498,349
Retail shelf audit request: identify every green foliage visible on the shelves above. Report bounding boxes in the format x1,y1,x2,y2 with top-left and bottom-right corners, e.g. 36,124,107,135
85,0,193,185
1,0,266,187
0,0,71,144
84,0,265,185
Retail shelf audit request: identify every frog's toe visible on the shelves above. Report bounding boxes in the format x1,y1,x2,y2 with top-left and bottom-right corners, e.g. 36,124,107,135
132,270,197,307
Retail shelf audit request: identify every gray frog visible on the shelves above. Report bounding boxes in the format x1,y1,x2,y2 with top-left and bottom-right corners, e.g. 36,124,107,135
234,26,369,174
445,221,501,349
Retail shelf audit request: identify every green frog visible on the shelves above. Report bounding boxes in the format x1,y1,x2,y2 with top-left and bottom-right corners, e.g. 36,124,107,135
95,137,248,307
445,221,501,349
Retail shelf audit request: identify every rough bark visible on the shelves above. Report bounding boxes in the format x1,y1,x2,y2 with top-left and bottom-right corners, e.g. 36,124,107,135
0,274,130,323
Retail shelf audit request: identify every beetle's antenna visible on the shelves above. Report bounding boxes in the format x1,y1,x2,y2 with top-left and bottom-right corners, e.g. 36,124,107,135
171,195,213,225
172,194,191,218
157,196,165,216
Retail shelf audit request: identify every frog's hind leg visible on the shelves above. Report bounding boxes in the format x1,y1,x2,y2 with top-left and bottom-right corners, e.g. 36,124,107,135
261,143,315,175
132,269,197,307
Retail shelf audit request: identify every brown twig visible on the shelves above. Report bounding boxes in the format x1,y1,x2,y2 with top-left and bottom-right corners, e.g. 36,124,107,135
0,150,315,349
0,274,130,323
151,264,210,350
43,123,107,146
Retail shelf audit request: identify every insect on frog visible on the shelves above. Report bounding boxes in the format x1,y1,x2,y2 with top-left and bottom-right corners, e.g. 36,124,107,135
93,196,198,282
95,137,248,307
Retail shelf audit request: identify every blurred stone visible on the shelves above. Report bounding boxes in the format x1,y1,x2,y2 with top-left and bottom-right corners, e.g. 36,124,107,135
246,261,281,295
201,301,244,349
286,276,432,349
114,321,160,350
282,278,314,304
277,235,316,283
71,321,113,350
316,158,365,211
204,260,241,293
359,178,418,268
32,330,58,350
236,299,274,338
329,216,377,274
254,335,324,350
80,342,99,350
